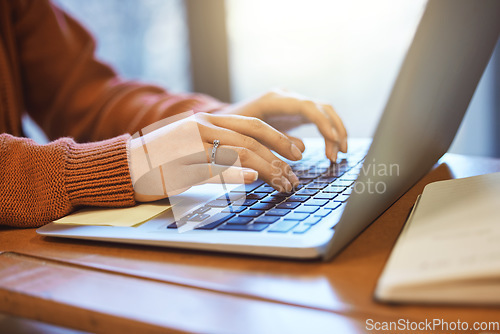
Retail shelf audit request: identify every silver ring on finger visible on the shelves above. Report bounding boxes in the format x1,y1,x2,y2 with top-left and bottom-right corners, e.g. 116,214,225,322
211,139,220,164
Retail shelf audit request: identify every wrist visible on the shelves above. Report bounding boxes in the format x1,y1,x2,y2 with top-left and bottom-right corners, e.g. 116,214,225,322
65,135,135,207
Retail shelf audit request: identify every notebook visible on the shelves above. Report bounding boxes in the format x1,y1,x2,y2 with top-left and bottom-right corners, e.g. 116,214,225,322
375,172,500,305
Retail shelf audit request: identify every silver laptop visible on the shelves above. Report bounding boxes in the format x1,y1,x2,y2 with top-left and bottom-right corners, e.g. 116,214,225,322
38,0,500,260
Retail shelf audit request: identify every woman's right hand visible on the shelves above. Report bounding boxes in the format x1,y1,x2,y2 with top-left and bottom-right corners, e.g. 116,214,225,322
128,112,304,202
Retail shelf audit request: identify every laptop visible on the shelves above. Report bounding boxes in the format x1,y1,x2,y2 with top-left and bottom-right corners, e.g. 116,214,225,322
38,0,500,260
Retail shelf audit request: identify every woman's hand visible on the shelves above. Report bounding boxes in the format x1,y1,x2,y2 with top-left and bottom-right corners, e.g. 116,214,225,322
215,89,348,161
128,112,302,202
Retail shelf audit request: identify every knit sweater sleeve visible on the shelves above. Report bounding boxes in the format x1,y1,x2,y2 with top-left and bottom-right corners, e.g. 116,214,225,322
14,0,227,142
0,134,135,227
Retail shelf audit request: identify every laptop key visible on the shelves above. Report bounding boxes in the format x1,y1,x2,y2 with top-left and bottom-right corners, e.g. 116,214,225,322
342,188,353,195
192,206,211,214
284,213,310,221
323,185,345,193
296,189,319,196
167,221,185,229
295,205,319,214
314,209,332,217
250,202,276,210
240,199,258,206
334,194,350,203
300,172,322,178
314,193,338,200
218,224,269,232
207,199,231,208
254,216,280,224
305,182,329,189
339,178,357,183
222,206,246,213
231,180,265,192
331,180,354,187
286,195,309,202
323,168,343,177
269,191,290,197
260,195,285,204
316,176,336,183
195,213,235,230
298,177,315,183
304,199,328,206
292,223,312,234
225,217,253,225
302,217,321,225
265,209,291,216
217,193,244,201
268,221,299,233
276,202,300,209
179,213,197,221
324,202,342,210
244,193,267,200
274,191,295,197
239,209,264,217
189,213,211,221
253,185,275,193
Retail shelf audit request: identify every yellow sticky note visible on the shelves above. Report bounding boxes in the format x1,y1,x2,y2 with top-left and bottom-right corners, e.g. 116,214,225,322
53,200,172,227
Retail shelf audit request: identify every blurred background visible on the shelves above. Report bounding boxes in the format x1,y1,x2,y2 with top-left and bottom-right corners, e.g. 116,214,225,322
44,0,499,157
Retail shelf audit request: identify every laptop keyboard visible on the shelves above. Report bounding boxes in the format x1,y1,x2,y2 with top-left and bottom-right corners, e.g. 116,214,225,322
167,146,366,234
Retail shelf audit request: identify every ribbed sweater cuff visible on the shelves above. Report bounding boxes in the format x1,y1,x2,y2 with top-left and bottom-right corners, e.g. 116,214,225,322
65,134,136,207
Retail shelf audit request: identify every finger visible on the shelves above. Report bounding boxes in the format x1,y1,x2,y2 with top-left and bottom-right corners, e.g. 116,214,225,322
325,140,339,162
323,124,341,162
199,127,299,188
262,94,342,153
296,101,339,144
201,141,298,192
285,134,305,152
200,144,241,166
207,114,303,161
322,104,348,152
212,144,299,192
302,103,343,161
201,136,277,166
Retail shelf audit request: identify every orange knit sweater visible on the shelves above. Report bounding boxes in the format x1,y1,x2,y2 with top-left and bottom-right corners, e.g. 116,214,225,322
0,0,225,227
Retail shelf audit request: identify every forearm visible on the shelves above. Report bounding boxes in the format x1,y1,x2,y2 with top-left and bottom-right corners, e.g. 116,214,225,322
0,134,135,228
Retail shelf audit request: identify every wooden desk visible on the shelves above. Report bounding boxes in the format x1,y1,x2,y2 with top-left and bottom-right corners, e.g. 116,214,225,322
1,154,499,333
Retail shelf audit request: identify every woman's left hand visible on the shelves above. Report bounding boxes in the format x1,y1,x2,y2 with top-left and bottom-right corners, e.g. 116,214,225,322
215,89,348,161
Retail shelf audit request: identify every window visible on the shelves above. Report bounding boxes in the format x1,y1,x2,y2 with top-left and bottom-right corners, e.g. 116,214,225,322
226,0,427,138
54,0,191,93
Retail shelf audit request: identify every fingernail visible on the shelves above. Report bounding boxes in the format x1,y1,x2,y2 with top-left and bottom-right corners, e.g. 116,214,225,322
289,171,299,186
330,147,338,162
332,153,338,162
291,144,302,160
241,169,258,182
341,138,348,152
281,176,292,192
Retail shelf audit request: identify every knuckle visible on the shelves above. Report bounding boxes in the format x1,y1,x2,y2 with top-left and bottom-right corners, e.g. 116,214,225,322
250,117,264,130
196,112,211,120
195,123,209,136
242,136,258,151
277,133,289,146
303,99,316,110
237,147,251,161
277,160,288,170
263,90,278,99
269,160,287,176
